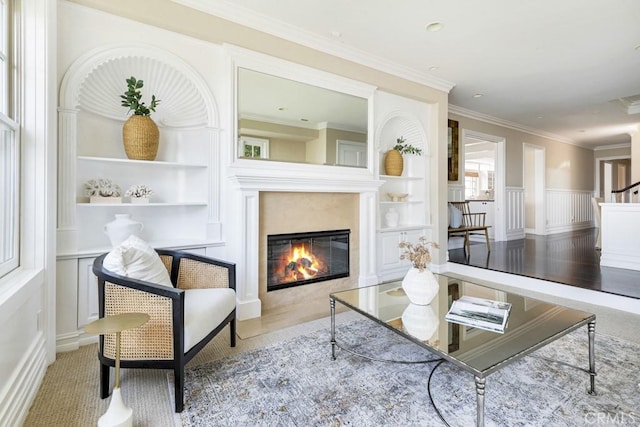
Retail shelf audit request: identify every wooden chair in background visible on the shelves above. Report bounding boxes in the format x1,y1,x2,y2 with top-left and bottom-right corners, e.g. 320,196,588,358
448,201,491,256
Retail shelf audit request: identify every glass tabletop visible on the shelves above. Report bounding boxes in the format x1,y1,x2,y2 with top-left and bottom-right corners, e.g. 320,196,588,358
330,273,595,377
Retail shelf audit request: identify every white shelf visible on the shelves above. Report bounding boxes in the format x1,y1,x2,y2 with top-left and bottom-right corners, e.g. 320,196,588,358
380,174,422,181
380,201,424,205
56,238,222,260
77,202,207,207
77,156,207,168
378,224,431,233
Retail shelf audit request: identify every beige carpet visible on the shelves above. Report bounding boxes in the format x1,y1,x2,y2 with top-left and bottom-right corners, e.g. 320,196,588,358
23,311,360,427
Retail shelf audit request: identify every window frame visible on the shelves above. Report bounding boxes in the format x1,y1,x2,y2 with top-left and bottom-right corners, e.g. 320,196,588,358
0,0,19,279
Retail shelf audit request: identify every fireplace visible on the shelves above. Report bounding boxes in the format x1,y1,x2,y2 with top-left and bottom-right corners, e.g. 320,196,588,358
267,229,350,291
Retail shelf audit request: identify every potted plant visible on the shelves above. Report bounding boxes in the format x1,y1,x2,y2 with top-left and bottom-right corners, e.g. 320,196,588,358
85,178,122,203
399,236,439,305
120,76,161,160
125,184,153,204
384,136,422,176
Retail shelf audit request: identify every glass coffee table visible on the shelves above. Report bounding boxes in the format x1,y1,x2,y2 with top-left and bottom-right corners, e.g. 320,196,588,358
330,273,596,427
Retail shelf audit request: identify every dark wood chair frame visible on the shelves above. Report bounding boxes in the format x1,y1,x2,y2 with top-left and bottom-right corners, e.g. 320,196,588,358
448,201,491,256
92,250,236,413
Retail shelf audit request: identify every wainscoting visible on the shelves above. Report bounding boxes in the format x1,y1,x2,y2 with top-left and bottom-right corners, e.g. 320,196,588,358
448,186,593,243
546,189,594,234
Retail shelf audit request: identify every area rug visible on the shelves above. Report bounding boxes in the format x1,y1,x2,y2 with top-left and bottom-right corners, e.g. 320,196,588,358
177,320,639,426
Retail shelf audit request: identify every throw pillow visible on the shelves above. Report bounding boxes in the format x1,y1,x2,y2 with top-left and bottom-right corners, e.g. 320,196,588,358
449,203,463,228
103,235,173,287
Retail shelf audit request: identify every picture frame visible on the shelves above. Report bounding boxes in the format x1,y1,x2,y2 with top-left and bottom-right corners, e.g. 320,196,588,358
448,119,459,181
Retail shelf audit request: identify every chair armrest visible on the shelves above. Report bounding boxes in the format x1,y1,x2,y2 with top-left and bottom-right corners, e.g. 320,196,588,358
156,250,236,291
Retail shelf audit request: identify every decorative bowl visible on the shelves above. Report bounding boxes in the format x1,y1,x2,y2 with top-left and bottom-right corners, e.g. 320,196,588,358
388,193,408,202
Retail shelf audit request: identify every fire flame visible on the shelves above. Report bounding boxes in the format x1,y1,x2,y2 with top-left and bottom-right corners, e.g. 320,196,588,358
284,244,320,281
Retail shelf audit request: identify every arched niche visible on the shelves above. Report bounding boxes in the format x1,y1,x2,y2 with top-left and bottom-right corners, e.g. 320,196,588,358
57,44,222,253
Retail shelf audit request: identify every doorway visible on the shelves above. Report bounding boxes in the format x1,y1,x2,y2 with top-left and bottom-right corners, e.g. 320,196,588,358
462,130,506,241
595,156,631,202
523,144,545,235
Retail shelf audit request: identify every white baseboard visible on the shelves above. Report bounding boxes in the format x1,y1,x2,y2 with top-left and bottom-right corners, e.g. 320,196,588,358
0,333,47,426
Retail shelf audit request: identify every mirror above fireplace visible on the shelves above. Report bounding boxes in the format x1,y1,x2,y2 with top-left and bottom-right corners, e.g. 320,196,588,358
237,66,371,168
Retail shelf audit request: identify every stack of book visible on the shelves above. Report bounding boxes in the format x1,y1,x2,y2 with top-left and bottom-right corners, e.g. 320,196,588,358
445,296,512,333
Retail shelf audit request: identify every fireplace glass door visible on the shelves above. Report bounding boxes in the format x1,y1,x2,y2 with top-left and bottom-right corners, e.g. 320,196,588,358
267,229,350,291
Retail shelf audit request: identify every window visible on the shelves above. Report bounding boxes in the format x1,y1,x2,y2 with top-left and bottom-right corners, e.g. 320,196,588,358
0,0,18,278
239,136,269,159
487,171,495,191
464,171,479,200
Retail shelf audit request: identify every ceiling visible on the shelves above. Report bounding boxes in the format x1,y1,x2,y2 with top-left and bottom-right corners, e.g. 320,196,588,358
178,0,640,149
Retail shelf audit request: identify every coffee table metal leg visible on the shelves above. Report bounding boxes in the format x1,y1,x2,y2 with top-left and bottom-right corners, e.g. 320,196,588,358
588,320,597,395
475,376,486,427
330,297,336,360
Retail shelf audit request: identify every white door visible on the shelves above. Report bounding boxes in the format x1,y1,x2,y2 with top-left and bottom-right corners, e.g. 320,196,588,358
337,140,366,167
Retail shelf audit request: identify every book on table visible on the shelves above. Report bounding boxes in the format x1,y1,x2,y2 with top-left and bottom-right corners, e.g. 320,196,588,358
445,295,512,333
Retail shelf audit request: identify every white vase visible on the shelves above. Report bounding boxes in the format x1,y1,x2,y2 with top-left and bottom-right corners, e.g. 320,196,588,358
401,303,439,341
104,214,144,248
401,267,439,305
385,208,399,227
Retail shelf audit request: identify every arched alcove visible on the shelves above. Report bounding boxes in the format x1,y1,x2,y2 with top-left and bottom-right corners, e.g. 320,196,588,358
57,44,223,254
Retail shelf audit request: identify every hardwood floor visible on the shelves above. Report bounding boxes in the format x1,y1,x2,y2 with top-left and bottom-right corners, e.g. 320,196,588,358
448,228,640,299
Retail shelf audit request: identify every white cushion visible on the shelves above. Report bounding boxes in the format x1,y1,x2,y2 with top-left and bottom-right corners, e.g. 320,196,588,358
103,235,172,287
183,288,236,351
449,204,463,228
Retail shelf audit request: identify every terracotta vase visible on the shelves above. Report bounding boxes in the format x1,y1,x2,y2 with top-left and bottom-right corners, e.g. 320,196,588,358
384,149,403,176
402,267,439,305
122,115,159,160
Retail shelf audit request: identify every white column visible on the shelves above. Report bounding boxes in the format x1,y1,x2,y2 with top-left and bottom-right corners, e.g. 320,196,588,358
359,191,379,286
57,108,79,253
235,189,261,320
631,128,640,185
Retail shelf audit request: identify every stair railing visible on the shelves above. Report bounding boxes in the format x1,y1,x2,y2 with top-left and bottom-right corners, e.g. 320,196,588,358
611,180,640,203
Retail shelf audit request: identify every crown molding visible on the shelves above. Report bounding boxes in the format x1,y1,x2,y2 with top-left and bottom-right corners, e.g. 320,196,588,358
593,142,631,151
172,0,455,93
448,104,577,146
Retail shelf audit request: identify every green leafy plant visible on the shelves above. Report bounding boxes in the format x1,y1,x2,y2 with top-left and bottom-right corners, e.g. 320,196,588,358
393,136,422,156
120,76,160,116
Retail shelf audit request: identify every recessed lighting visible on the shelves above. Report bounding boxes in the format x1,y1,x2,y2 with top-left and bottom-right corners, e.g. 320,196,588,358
278,107,286,111
426,22,443,32
300,118,309,122
331,31,342,38
429,66,439,71
472,93,483,98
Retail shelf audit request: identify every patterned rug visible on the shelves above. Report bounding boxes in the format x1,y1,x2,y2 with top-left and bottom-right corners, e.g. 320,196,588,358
178,320,639,426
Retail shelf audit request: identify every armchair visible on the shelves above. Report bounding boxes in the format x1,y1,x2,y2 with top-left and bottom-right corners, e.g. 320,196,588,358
92,248,236,413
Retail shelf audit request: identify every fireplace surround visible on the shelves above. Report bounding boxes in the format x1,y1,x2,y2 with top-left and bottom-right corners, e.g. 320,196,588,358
229,166,381,320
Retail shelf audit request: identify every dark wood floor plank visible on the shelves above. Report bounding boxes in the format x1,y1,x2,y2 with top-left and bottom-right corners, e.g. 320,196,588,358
448,228,640,299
